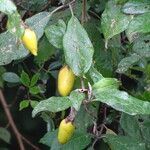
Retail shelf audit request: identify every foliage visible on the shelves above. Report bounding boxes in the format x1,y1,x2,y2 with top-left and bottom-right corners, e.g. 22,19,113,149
0,0,150,149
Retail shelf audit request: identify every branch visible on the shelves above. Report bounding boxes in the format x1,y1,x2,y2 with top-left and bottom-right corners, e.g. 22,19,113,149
81,0,87,24
67,107,76,122
21,135,41,150
0,89,25,150
0,89,41,150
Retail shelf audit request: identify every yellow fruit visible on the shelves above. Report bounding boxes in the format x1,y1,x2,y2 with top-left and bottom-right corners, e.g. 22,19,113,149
58,66,75,96
22,28,38,56
58,119,75,144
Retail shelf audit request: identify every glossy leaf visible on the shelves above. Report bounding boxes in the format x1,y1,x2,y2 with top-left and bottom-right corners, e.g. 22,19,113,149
63,16,94,76
25,12,51,40
0,0,16,15
104,134,146,150
120,113,141,139
88,66,104,83
57,132,91,150
69,91,85,111
0,12,51,66
40,129,91,150
2,72,20,83
19,100,30,111
101,1,132,40
120,114,150,148
20,71,30,87
30,100,39,108
30,73,39,87
117,35,150,73
117,53,140,73
84,18,113,77
29,86,40,95
122,1,150,15
0,127,11,143
40,130,58,147
93,87,150,115
32,97,72,117
7,11,24,38
0,31,28,66
126,13,150,42
133,35,150,57
93,78,120,91
34,36,55,64
45,19,66,49
75,103,99,133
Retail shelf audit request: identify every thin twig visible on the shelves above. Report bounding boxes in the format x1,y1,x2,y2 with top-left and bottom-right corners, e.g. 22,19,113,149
21,135,41,150
88,10,101,20
88,82,92,100
0,89,25,150
80,78,85,90
83,103,97,120
67,107,76,122
81,0,87,24
91,105,107,147
69,4,74,16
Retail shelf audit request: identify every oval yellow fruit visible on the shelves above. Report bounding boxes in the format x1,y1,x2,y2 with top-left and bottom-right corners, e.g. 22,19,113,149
22,28,38,56
58,66,75,96
58,119,75,144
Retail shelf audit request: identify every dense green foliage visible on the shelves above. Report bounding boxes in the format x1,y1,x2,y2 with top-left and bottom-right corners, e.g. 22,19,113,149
0,0,150,149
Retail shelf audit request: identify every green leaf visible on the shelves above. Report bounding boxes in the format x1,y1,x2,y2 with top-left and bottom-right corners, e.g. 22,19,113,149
138,115,150,148
45,19,66,49
40,130,91,150
2,72,20,83
117,53,140,73
34,36,55,64
63,16,94,76
84,18,113,77
126,13,150,42
122,1,150,15
55,132,91,150
75,103,99,133
30,100,39,108
88,66,104,83
69,91,85,111
32,97,72,117
39,130,58,147
25,12,51,40
0,12,51,66
101,1,133,40
30,73,39,87
0,127,11,143
93,78,120,91
104,134,146,150
29,86,40,95
133,34,150,57
117,35,150,73
93,88,150,115
19,100,30,111
49,61,62,71
7,11,24,38
120,113,141,140
0,31,28,66
0,0,16,15
20,71,30,87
